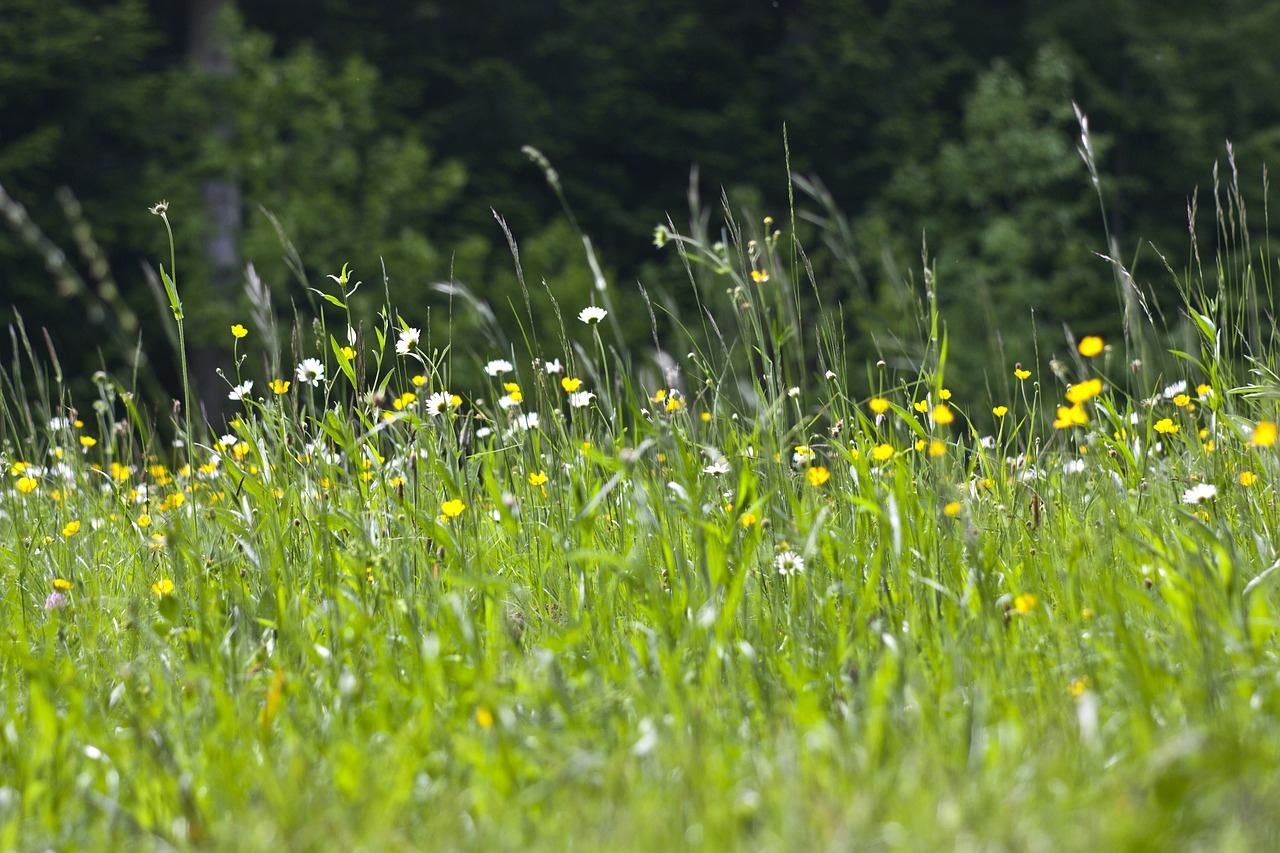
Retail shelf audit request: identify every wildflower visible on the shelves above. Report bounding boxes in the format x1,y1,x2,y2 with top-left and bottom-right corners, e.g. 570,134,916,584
393,392,416,411
340,346,356,360
939,389,952,400
396,327,421,354
231,324,248,339
441,499,466,518
1196,383,1213,398
475,707,495,729
411,374,428,387
513,413,540,432
1078,336,1104,357
424,392,461,416
528,471,548,486
931,404,955,425
484,359,514,376
16,476,37,494
1015,368,1031,380
774,551,805,576
993,405,1008,417
295,358,325,386
53,577,72,591
1252,421,1278,448
943,501,962,517
544,359,564,375
136,513,152,528
1053,405,1088,429
1162,380,1188,399
869,397,890,414
741,513,758,528
151,578,174,597
229,380,253,401
871,444,895,462
701,411,712,422
62,520,81,537
269,379,291,395
913,400,929,413
928,440,946,458
1066,378,1103,404
751,269,770,283
1240,470,1258,487
498,394,521,410
787,387,800,398
1153,418,1178,435
1068,678,1089,699
703,458,731,476
1173,394,1191,407
578,306,607,324
665,395,683,413
793,446,814,465
807,466,831,486
562,376,583,392
1182,483,1217,504
1014,593,1037,614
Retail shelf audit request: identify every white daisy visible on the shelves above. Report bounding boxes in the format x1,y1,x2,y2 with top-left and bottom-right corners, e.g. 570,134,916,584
702,458,731,476
296,358,325,386
1162,380,1187,399
424,392,457,417
544,358,564,375
396,327,421,355
513,413,540,431
578,306,607,324
1182,483,1218,504
774,551,805,576
568,391,595,408
484,359,513,376
498,394,521,410
228,380,253,401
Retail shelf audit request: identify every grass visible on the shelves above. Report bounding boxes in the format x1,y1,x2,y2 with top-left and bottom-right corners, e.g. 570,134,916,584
4,171,1280,852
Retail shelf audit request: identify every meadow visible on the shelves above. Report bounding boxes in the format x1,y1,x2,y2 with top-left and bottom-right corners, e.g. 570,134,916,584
4,173,1280,852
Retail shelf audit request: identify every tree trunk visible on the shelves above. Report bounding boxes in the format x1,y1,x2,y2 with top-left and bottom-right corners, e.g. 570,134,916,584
188,0,240,427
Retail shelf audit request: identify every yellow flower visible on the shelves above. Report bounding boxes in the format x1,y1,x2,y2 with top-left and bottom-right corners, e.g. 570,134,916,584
1053,405,1088,429
943,501,962,517
393,391,416,411
1068,678,1089,698
1065,378,1103,404
269,379,291,394
1173,394,1191,407
1196,383,1213,397
231,324,248,339
562,377,583,392
340,346,356,360
441,499,465,518
528,471,548,486
80,436,97,448
53,577,73,591
869,397,890,414
412,374,428,387
931,404,955,425
475,706,495,728
939,388,952,401
912,400,929,413
651,389,666,403
794,445,814,461
62,520,81,537
1077,336,1104,357
16,476,37,494
871,444,895,462
1014,593,1037,614
741,513,758,528
750,269,769,283
1153,418,1178,435
992,405,1008,417
1014,368,1031,380
136,513,152,528
915,439,927,452
1240,470,1258,487
1252,421,1278,448
806,466,830,486
664,396,683,412
928,440,946,458
151,578,174,597
700,412,711,422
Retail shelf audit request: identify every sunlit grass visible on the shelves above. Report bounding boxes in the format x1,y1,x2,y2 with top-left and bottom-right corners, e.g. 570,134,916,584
4,183,1280,852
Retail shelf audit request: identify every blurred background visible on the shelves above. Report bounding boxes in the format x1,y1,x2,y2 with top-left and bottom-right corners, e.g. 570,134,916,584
3,0,1279,421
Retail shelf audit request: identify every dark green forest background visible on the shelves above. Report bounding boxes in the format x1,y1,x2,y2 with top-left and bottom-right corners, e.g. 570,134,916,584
4,0,1279,422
